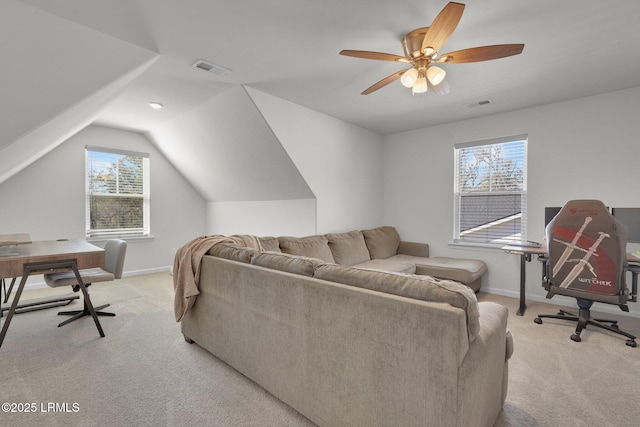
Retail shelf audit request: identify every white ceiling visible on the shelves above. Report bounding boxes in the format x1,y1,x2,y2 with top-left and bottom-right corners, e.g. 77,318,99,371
16,0,640,136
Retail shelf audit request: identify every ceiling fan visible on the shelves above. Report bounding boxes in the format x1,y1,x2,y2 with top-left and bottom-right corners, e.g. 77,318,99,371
339,2,524,95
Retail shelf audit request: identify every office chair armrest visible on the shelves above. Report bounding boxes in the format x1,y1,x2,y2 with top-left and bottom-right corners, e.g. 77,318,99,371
628,264,639,303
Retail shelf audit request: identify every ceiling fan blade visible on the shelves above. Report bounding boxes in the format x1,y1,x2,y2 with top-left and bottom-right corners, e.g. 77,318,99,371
340,50,409,63
361,69,409,95
437,44,524,63
422,2,465,53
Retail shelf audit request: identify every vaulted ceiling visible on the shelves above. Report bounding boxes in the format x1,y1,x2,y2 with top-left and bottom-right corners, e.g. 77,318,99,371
2,0,640,198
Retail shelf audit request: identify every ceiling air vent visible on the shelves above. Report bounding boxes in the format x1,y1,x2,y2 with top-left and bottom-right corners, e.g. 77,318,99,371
192,59,231,76
463,99,492,109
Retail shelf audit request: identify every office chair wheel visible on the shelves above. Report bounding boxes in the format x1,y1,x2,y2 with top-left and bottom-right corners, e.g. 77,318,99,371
627,339,637,348
570,334,581,342
534,317,542,324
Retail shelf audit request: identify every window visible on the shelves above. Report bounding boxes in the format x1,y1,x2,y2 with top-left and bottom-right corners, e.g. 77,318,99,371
85,146,150,238
453,134,527,245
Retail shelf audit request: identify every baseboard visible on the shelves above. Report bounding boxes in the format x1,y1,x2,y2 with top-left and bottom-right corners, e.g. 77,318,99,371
482,287,640,319
121,266,171,278
19,266,172,291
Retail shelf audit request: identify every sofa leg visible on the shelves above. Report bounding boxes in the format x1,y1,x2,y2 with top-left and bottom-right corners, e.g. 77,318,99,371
184,335,194,344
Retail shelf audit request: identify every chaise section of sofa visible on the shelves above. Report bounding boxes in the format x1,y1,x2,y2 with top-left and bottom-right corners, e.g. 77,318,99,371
273,226,487,291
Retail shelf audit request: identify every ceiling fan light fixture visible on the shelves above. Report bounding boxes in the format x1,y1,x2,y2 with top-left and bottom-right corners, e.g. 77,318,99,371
400,68,419,87
339,2,524,95
427,66,446,86
412,70,428,94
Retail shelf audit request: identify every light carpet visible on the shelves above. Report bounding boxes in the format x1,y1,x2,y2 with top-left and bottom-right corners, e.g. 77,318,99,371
1,272,639,427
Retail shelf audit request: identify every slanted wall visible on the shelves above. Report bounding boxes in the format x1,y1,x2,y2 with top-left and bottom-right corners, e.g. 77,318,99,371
0,0,158,184
148,86,317,236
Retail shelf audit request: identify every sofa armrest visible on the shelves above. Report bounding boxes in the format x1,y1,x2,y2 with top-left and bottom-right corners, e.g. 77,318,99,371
397,240,429,258
505,329,514,360
457,301,510,427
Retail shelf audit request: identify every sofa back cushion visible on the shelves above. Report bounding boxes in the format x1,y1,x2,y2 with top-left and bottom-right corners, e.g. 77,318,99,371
259,236,281,252
251,251,325,277
361,226,401,259
278,235,335,263
314,264,480,341
207,243,258,263
325,231,371,266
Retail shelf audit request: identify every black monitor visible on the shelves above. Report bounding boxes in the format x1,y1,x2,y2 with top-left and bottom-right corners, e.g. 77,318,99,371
612,208,640,243
545,207,562,228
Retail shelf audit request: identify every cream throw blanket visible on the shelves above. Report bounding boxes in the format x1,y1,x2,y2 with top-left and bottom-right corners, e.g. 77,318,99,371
173,234,262,322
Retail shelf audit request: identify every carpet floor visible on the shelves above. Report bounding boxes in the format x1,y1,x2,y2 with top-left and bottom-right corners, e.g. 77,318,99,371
1,272,639,426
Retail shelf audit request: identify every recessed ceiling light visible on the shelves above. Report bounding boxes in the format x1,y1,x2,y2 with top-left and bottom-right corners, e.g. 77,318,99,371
149,102,163,109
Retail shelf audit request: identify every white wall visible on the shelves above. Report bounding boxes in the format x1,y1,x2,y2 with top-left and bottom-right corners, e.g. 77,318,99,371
247,88,385,234
148,86,314,203
0,125,207,278
207,199,316,236
383,86,640,317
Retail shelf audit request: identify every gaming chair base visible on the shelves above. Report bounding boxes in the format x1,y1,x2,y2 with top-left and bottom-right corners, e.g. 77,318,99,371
534,299,636,348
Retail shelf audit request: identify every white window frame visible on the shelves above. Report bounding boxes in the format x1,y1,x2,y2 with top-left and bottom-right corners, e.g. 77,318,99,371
453,134,528,247
85,146,150,239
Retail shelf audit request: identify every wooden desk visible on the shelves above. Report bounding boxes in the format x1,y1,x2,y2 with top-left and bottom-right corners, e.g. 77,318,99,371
0,233,32,305
503,245,640,316
0,233,31,247
0,240,105,348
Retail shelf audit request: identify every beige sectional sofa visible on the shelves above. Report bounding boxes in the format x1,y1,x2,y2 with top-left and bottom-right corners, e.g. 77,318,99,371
177,226,511,427
260,226,487,291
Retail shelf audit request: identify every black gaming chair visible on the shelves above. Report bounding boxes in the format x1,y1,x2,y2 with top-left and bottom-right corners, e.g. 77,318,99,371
534,200,636,347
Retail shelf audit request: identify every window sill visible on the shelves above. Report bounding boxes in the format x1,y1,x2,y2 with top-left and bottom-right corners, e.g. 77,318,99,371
448,240,510,252
87,235,155,245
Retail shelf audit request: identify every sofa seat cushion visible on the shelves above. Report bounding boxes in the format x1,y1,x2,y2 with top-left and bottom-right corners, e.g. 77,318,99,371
278,235,335,263
353,258,416,275
251,251,325,277
326,230,371,266
404,256,487,285
361,226,401,259
207,243,259,263
314,264,480,341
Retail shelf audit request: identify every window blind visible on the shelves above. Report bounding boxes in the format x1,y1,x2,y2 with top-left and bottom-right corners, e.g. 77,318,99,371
453,135,527,244
85,146,150,238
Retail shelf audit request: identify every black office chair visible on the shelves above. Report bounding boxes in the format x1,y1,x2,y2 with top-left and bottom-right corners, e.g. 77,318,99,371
44,239,127,327
534,200,636,347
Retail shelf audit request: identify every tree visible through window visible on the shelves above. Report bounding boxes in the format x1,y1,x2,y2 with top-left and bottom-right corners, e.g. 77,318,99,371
454,135,527,244
86,146,150,238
